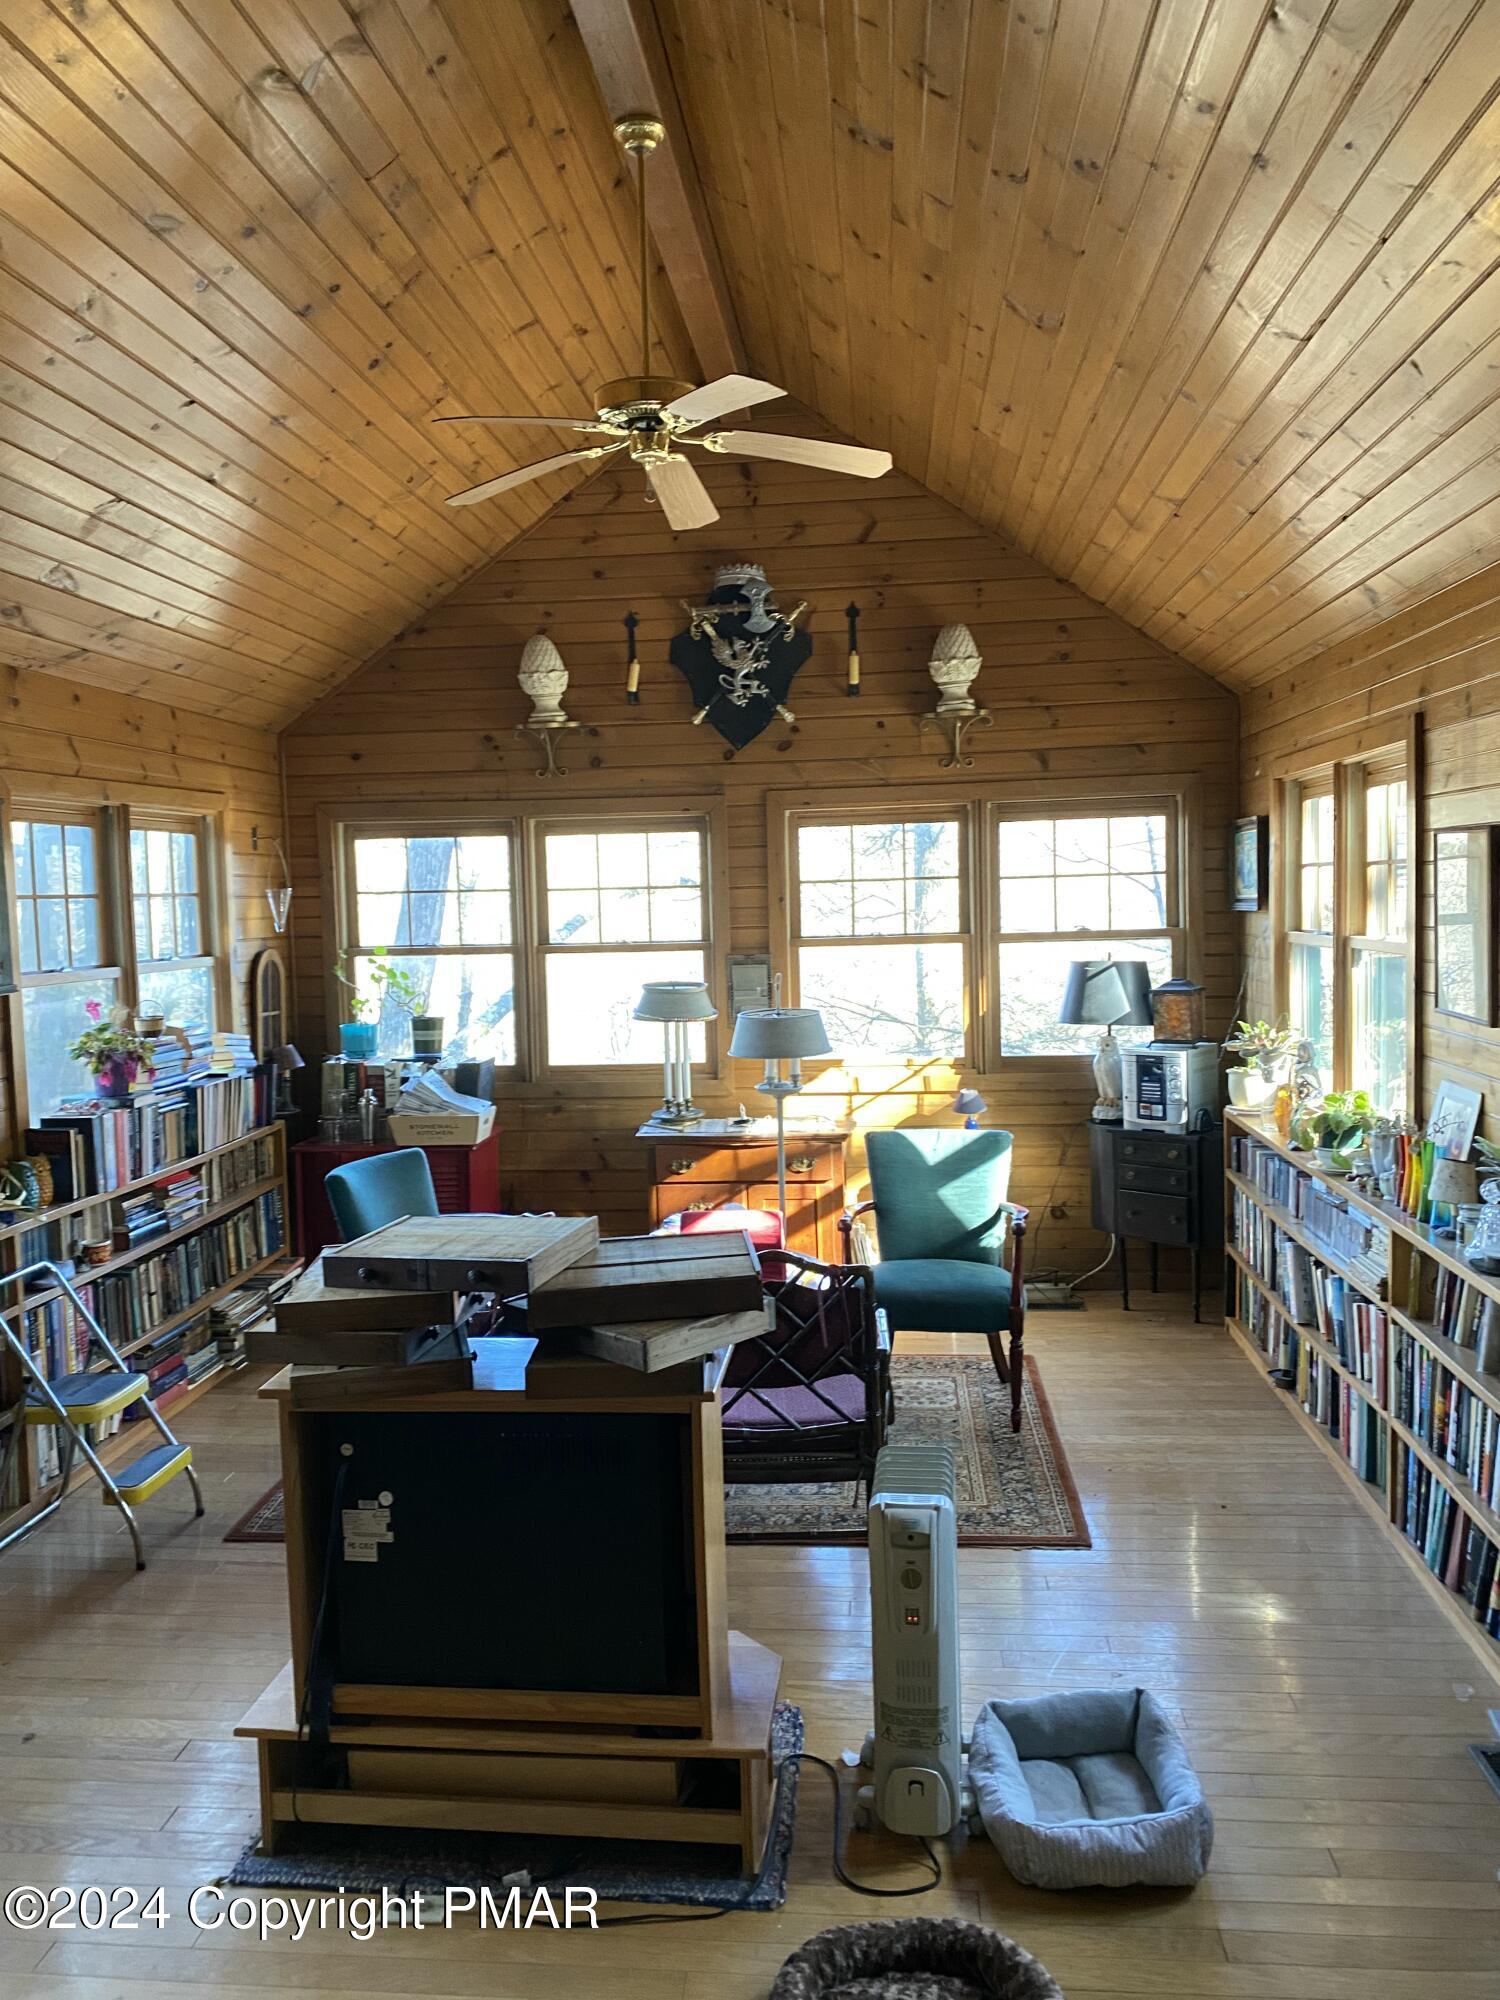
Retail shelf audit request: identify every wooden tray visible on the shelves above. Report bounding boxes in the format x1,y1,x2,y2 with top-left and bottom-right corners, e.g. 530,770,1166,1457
323,1213,599,1296
527,1231,761,1330
567,1306,767,1374
272,1257,459,1338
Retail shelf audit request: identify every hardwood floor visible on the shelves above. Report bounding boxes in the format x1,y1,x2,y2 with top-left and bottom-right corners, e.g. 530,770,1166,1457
0,1298,1496,1998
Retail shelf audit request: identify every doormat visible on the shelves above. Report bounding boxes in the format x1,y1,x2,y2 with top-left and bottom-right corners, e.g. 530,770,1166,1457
229,1701,803,1913
726,1354,1089,1547
224,1354,1088,1550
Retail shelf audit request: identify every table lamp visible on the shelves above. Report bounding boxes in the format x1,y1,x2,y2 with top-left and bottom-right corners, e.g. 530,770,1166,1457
728,988,831,1227
634,981,717,1125
270,1043,303,1117
953,1087,987,1129
1059,959,1153,1122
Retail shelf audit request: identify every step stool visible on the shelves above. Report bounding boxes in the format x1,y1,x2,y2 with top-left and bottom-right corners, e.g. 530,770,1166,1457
0,1261,205,1569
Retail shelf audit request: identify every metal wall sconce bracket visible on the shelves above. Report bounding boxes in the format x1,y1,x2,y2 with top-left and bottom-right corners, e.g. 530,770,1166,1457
516,719,589,778
918,704,993,770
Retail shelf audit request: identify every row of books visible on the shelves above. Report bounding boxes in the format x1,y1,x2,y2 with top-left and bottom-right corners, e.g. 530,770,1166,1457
1234,1267,1295,1371
1421,1262,1500,1372
121,1311,217,1418
208,1261,302,1366
21,1191,285,1353
1231,1136,1390,1289
27,1068,274,1201
1391,1436,1500,1639
1391,1329,1500,1511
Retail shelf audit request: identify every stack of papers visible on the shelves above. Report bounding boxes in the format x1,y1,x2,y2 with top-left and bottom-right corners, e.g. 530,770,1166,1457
394,1070,491,1120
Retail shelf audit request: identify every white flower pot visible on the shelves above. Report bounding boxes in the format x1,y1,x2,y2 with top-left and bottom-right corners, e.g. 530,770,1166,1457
1226,1066,1275,1110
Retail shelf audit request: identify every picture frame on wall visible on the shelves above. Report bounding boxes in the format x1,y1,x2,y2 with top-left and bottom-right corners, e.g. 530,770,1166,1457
1231,815,1269,912
1433,825,1496,1026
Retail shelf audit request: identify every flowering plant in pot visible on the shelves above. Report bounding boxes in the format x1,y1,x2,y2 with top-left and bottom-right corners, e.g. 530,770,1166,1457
68,1001,155,1101
1222,1018,1301,1109
1293,1089,1377,1170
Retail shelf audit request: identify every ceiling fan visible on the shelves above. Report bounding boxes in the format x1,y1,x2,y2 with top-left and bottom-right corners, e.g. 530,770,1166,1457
435,115,892,529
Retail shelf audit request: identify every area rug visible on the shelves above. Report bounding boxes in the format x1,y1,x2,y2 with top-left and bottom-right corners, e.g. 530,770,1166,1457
229,1701,803,1912
725,1354,1089,1548
224,1354,1088,1551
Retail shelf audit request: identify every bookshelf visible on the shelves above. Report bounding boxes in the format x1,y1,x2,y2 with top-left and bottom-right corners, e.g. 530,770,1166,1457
0,1076,290,1532
1224,1109,1500,1682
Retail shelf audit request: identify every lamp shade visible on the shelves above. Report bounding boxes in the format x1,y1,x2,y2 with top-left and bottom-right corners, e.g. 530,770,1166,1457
953,1088,988,1118
633,980,717,1023
729,1008,831,1061
271,1043,304,1073
1428,1157,1479,1206
1058,959,1154,1028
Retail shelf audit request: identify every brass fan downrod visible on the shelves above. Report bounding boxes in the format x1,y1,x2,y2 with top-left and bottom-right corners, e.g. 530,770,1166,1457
615,114,665,383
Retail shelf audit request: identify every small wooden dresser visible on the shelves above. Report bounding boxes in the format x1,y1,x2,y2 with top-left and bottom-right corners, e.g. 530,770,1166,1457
1088,1121,1222,1322
639,1119,850,1260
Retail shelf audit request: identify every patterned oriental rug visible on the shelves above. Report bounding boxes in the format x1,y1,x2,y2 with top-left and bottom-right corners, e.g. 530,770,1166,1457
226,1353,1088,1551
723,1353,1089,1548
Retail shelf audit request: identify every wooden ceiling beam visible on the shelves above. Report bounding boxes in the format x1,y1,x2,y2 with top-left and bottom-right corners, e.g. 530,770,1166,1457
571,0,746,383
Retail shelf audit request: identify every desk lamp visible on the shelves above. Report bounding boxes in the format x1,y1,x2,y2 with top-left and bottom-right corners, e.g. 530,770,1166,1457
1059,959,1153,1122
634,980,717,1125
953,1088,987,1129
728,984,831,1227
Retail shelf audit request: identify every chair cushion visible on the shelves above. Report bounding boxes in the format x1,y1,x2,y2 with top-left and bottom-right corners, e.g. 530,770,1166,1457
723,1371,867,1430
874,1258,1012,1335
671,1204,785,1250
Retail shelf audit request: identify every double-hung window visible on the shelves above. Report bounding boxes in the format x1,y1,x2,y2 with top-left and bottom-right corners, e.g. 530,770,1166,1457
1349,768,1408,1113
540,824,709,1066
10,815,121,1115
792,817,967,1062
130,817,216,1031
1288,782,1336,1090
994,809,1177,1056
347,829,518,1066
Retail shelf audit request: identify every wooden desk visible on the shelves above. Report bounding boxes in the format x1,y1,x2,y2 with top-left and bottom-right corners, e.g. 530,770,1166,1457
238,1337,782,1873
640,1117,849,1259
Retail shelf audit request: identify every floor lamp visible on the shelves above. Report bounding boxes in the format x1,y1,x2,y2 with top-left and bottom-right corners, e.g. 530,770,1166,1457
634,980,717,1125
728,998,831,1231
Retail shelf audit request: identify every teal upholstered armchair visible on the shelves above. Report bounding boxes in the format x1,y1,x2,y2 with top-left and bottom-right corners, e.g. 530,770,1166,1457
325,1148,439,1241
839,1128,1029,1430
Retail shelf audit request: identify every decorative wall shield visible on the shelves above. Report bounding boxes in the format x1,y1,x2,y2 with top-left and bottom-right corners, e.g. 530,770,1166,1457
669,563,811,751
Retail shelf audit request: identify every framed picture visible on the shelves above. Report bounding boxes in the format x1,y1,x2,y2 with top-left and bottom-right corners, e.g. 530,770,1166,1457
1433,825,1496,1025
1231,815,1269,912
1428,1079,1482,1162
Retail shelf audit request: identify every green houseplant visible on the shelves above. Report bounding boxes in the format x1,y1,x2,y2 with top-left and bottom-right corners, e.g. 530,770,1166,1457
1294,1089,1378,1170
68,1000,155,1102
1222,1018,1301,1111
334,948,419,1058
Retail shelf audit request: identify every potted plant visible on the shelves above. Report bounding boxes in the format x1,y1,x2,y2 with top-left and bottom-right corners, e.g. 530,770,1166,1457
68,1000,155,1102
1222,1018,1301,1110
1293,1089,1378,1171
334,949,419,1058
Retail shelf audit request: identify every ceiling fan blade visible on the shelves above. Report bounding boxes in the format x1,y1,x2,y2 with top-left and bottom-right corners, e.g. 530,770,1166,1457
434,414,604,431
445,445,617,508
663,374,786,426
645,453,719,531
705,431,893,478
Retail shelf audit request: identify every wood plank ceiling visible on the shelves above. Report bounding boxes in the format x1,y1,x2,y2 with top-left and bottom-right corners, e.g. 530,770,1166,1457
658,0,1500,696
1,0,1498,726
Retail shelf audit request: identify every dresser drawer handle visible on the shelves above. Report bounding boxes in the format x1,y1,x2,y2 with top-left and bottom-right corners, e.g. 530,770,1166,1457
686,1199,717,1212
670,1157,696,1174
787,1155,815,1173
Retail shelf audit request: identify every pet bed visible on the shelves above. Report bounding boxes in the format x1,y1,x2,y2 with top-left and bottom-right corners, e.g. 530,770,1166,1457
770,1917,1064,1999
970,1687,1212,1890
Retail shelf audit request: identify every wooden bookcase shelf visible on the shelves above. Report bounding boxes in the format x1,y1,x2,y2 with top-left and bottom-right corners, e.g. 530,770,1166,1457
0,1106,289,1533
1224,1109,1500,1682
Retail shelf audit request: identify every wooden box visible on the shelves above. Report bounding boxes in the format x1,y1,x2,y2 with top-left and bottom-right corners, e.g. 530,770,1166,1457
323,1213,599,1296
528,1231,761,1330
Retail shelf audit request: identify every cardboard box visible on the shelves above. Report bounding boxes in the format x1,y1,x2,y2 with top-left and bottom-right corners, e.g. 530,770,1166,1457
387,1107,495,1146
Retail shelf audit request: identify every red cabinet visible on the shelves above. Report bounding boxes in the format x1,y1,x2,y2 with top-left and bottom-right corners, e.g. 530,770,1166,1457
291,1135,502,1258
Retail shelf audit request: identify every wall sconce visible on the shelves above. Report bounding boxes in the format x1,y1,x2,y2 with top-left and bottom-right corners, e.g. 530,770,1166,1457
516,632,586,778
918,621,992,768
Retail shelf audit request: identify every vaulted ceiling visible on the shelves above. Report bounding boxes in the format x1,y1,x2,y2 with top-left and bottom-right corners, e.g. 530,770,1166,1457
0,0,1497,728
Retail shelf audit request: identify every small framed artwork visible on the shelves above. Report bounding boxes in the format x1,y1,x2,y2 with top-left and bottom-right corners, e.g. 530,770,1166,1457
1433,825,1496,1025
1428,1078,1482,1162
1231,815,1269,912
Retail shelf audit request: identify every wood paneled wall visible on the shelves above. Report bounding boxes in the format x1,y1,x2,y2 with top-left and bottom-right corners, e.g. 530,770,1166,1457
1240,563,1500,1148
0,666,285,1161
284,435,1239,1271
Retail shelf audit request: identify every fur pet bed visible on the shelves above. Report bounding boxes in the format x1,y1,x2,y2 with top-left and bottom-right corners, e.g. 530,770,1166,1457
770,1917,1064,1999
970,1687,1212,1890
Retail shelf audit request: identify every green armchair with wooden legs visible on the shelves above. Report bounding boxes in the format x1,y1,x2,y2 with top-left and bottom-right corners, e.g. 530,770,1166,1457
839,1127,1030,1431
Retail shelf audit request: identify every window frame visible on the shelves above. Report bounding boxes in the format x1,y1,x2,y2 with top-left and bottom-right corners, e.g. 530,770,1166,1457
1278,746,1414,1111
771,780,1196,1075
126,809,223,1032
326,798,729,1091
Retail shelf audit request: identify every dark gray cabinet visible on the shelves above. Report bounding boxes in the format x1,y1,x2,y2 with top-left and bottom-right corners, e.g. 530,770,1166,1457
1088,1123,1222,1322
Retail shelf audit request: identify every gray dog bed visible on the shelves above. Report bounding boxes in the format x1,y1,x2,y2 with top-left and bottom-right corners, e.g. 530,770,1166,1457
970,1687,1212,1890
771,1918,1064,1999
